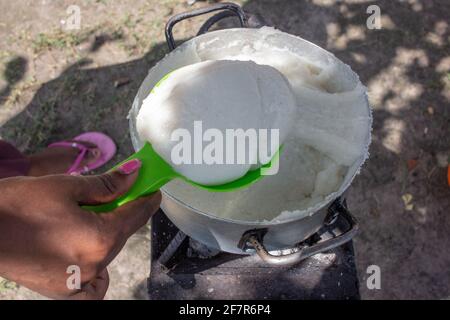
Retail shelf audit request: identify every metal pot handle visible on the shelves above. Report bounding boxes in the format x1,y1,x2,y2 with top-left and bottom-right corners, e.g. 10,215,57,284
238,198,359,266
165,2,248,51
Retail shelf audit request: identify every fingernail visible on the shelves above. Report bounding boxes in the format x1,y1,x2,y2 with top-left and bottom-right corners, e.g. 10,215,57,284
118,159,141,175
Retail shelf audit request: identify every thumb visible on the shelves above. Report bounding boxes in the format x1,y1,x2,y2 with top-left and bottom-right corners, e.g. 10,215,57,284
69,269,109,300
74,159,142,205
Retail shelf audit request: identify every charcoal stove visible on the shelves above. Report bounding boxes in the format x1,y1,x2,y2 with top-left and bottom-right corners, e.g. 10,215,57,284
148,197,360,300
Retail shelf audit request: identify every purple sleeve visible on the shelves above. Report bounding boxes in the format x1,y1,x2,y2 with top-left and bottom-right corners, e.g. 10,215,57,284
0,140,30,178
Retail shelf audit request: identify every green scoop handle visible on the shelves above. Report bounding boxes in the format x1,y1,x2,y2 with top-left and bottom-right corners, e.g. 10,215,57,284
84,142,280,213
84,143,177,213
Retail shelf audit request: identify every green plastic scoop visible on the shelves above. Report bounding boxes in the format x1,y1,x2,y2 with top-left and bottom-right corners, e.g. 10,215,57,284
86,69,281,213
86,142,281,213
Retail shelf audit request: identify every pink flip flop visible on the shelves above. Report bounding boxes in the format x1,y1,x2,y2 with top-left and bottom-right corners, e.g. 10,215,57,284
48,132,116,175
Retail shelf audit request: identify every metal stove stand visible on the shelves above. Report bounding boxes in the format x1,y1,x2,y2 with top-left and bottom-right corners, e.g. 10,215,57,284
147,201,360,300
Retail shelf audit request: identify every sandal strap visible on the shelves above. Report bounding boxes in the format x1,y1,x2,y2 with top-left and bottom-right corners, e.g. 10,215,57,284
67,148,88,174
48,141,90,174
48,141,91,151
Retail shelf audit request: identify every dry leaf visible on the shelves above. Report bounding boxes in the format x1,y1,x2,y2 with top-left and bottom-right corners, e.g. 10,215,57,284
407,159,418,171
402,193,414,211
436,152,449,168
114,77,131,88
447,165,450,187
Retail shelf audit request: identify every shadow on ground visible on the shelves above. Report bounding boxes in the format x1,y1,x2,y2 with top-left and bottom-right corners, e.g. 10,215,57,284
0,0,449,299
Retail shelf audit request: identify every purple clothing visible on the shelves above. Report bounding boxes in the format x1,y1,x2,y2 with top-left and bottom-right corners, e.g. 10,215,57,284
0,140,30,178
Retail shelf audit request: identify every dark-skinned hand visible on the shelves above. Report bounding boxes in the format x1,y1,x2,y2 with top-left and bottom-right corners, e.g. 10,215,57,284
0,159,161,299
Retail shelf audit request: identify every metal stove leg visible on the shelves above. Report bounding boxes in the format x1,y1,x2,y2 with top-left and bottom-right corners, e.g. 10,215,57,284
156,231,187,266
240,198,359,266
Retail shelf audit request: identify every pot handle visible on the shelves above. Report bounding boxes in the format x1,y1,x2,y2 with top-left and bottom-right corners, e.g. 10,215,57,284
238,198,359,266
165,2,248,51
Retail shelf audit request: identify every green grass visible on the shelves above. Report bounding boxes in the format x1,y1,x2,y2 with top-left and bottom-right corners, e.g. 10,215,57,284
32,29,94,53
0,279,18,292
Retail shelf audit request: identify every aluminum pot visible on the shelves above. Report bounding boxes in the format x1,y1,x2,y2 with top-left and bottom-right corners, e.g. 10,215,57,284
128,3,370,265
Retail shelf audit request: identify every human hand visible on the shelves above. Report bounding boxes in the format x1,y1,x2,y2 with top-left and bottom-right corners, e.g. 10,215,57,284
0,159,161,299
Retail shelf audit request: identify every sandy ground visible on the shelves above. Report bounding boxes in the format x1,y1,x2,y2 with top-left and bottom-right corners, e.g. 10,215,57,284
0,0,449,299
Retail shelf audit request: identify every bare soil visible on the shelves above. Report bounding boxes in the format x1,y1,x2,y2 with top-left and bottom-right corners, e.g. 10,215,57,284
0,0,449,299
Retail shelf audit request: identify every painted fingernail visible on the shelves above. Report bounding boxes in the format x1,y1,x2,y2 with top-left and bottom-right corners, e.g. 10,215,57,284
118,159,141,175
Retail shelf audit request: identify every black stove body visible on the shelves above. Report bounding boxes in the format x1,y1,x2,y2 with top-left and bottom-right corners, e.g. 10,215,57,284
147,207,360,300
